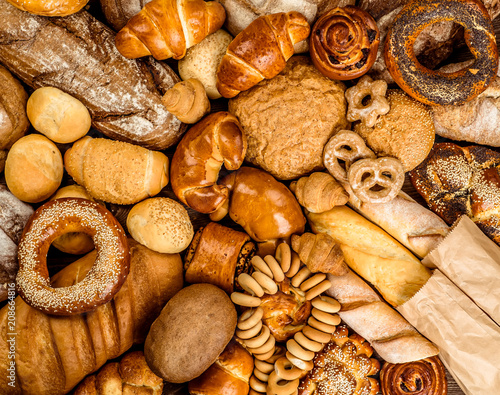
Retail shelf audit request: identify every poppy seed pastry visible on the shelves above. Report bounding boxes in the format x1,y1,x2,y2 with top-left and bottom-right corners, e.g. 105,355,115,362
229,56,349,180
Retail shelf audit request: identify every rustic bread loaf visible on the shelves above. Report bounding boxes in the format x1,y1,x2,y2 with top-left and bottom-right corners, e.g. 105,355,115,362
0,1,185,150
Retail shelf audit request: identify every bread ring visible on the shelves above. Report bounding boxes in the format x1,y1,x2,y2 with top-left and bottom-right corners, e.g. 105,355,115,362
267,371,299,395
348,157,405,203
310,6,380,80
16,198,129,315
323,130,376,183
275,357,303,381
384,0,498,105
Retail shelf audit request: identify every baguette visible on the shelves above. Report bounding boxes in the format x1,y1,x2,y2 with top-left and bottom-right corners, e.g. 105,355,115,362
0,240,183,394
348,191,449,259
64,136,169,205
0,1,185,150
307,206,431,306
325,269,439,364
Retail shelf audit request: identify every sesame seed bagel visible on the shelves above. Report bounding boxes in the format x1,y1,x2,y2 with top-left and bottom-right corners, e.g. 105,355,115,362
16,198,130,315
384,0,498,106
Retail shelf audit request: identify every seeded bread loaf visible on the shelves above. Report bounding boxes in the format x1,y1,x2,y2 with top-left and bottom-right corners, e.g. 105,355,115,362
0,1,185,150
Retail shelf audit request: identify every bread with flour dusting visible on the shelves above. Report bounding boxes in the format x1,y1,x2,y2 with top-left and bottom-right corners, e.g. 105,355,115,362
0,1,185,150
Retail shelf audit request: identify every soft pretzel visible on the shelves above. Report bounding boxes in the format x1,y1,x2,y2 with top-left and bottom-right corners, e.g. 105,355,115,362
171,111,247,214
323,130,376,183
345,75,390,127
384,0,498,105
16,198,130,315
310,6,380,80
348,157,405,203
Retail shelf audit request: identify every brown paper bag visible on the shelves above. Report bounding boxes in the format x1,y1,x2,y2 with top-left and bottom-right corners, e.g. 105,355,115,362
397,269,500,395
422,216,500,325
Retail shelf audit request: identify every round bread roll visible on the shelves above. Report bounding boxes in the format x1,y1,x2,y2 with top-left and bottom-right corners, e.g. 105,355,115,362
127,197,194,254
144,283,237,383
27,87,91,144
50,185,98,255
0,65,29,150
178,30,233,100
354,90,435,172
229,56,349,180
5,134,63,203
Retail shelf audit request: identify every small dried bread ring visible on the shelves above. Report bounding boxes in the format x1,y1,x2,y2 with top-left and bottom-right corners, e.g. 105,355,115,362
348,157,405,203
323,130,376,183
16,198,130,315
385,0,498,105
268,371,300,395
275,357,304,381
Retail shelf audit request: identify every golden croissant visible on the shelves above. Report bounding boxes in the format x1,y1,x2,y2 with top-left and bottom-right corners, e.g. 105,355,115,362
291,232,348,275
162,79,210,124
290,172,349,213
115,0,226,60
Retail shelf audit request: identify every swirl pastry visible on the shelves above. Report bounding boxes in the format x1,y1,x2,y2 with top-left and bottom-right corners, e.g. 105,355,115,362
380,356,447,395
310,6,380,80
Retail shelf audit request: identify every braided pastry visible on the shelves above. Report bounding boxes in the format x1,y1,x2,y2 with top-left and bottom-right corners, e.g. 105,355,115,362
310,6,380,80
380,356,447,395
290,172,349,213
298,325,380,395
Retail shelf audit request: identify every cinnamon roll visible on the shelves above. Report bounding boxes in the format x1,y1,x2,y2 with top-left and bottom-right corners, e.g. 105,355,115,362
310,6,379,80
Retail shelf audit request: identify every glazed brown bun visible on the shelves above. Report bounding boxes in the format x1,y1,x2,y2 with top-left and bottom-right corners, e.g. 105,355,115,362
210,167,306,248
5,0,88,16
184,222,256,294
188,339,254,395
49,185,98,255
354,90,435,172
27,87,91,144
5,134,63,203
144,283,237,383
0,65,29,151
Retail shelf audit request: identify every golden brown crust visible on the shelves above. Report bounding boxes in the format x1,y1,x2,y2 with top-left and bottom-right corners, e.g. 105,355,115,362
384,0,498,105
115,0,226,60
16,198,130,315
162,78,210,124
310,6,380,80
216,12,310,98
298,325,380,395
184,222,255,294
409,142,500,245
5,0,88,16
380,356,447,395
170,111,246,214
212,167,306,243
188,339,254,395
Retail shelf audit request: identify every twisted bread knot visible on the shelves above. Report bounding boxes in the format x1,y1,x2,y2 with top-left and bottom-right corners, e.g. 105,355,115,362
310,6,379,80
380,356,447,395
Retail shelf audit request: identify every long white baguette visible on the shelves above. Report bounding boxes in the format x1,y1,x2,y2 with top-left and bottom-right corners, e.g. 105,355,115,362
326,270,439,364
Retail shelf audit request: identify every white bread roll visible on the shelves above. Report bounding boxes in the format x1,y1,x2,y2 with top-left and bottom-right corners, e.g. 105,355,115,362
64,136,169,205
5,134,63,203
178,30,233,99
50,185,98,255
27,87,91,144
127,197,194,254
307,205,431,306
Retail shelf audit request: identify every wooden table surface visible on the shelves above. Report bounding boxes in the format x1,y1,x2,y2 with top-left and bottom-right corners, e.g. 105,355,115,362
4,5,500,395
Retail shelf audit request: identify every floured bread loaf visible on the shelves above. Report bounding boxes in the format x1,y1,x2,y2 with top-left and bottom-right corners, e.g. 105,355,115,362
229,56,348,180
0,185,34,302
0,1,185,150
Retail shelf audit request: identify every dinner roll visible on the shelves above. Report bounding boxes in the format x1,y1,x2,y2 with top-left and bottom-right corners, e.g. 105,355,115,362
50,185,98,255
5,134,63,203
178,30,233,99
127,197,194,254
27,87,91,144
144,283,237,383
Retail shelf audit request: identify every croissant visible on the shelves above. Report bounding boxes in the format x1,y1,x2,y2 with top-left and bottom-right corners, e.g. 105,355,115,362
162,78,210,124
115,0,226,60
290,172,349,213
216,12,310,98
291,232,348,275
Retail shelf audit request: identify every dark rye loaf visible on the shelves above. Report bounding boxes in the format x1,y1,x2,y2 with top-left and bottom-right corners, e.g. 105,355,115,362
0,0,186,150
